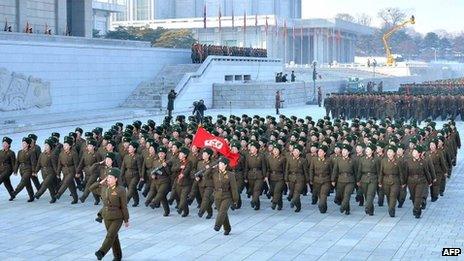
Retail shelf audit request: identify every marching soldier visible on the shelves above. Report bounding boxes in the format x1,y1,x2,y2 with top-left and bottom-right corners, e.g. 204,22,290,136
309,145,332,213
148,146,172,217
267,143,286,210
405,145,432,218
244,141,267,210
357,144,380,215
284,144,307,212
210,157,239,236
12,137,37,202
34,139,58,203
196,148,215,219
55,136,80,204
121,141,142,207
331,144,356,215
0,137,16,200
172,147,193,217
77,139,102,204
91,168,129,261
379,145,405,217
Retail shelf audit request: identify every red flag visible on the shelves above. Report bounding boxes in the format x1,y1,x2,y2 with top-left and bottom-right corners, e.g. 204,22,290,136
218,6,222,31
203,4,207,29
243,11,246,31
192,127,239,167
265,16,268,35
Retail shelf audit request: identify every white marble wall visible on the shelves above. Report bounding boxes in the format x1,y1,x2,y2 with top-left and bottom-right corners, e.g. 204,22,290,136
0,32,190,115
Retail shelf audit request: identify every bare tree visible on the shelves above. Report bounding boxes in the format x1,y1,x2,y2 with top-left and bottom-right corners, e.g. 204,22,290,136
377,7,407,28
356,13,372,26
335,13,356,23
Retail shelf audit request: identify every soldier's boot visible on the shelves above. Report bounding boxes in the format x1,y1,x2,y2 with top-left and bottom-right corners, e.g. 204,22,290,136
345,205,350,215
137,180,145,191
294,201,301,213
271,202,277,210
71,194,78,204
8,190,15,201
388,208,395,218
311,195,318,205
205,210,213,219
49,196,57,204
142,185,150,198
254,200,260,211
319,204,327,214
181,207,189,217
421,199,427,210
236,197,242,209
398,200,404,208
250,201,255,208
358,195,364,206
224,229,231,236
95,212,103,223
198,209,205,218
95,250,105,260
277,199,283,210
302,185,308,196
214,225,220,231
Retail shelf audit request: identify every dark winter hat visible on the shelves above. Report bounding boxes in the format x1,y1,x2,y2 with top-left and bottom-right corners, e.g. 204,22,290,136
180,147,190,156
105,152,115,161
107,168,121,179
2,137,12,145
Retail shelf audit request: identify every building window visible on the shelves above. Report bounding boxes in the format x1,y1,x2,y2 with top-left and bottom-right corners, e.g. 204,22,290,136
225,75,233,81
244,75,251,81
234,75,243,81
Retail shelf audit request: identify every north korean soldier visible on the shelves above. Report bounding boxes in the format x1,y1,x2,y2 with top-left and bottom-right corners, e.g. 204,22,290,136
211,157,239,236
395,144,407,208
356,144,380,215
173,147,193,217
28,134,42,191
427,138,448,202
187,144,201,206
195,148,214,219
148,146,172,216
0,137,16,200
77,139,101,204
229,142,245,209
266,143,286,210
167,141,181,206
305,142,319,204
352,143,365,206
33,139,58,203
379,145,405,217
309,145,332,213
405,145,432,218
74,127,86,158
11,137,37,202
331,144,356,215
90,168,129,261
244,141,267,210
94,152,118,223
284,144,307,212
105,140,122,169
121,141,143,207
55,136,80,204
141,142,158,206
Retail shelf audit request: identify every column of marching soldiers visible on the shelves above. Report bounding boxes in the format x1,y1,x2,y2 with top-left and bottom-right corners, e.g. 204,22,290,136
324,78,464,122
0,111,460,225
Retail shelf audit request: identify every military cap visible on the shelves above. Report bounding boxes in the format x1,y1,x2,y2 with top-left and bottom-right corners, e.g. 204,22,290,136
2,137,12,145
293,144,303,152
335,143,343,149
107,140,116,147
273,143,283,152
318,145,329,153
22,137,32,145
125,125,134,131
84,132,93,138
28,134,38,141
129,141,139,149
173,141,182,149
146,138,155,146
409,137,418,144
203,147,214,155
87,139,97,147
63,136,73,146
218,157,230,165
180,147,190,156
106,152,115,161
231,141,241,149
414,145,425,153
397,143,405,150
341,144,352,152
44,139,54,148
249,141,260,148
103,134,112,141
133,120,142,128
75,127,83,134
157,146,168,153
385,145,397,152
51,132,60,138
122,137,131,143
107,167,121,179
310,142,319,148
366,144,377,151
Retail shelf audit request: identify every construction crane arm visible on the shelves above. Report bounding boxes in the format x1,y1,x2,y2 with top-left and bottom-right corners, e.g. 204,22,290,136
382,15,415,66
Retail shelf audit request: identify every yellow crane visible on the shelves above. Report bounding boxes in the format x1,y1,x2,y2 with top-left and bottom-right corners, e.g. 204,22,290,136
382,15,415,66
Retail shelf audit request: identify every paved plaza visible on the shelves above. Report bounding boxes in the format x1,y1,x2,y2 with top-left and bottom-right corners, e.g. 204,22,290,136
0,106,463,261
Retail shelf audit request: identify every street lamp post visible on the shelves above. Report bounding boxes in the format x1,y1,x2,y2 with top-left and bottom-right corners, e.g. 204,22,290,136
312,61,317,103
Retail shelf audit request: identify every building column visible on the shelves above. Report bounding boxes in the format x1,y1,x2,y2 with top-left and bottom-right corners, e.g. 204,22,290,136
16,0,27,33
55,0,67,35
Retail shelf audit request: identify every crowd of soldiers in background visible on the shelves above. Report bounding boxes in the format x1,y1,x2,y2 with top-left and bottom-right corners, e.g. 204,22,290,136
326,78,464,122
3,19,66,35
365,81,383,93
191,43,267,63
1,112,460,220
399,77,464,95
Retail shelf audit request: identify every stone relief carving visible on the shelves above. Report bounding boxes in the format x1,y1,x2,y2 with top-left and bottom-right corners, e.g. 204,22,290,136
0,68,52,111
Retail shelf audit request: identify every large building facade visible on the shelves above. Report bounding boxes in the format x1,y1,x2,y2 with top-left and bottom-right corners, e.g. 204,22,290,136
0,0,124,37
111,0,373,64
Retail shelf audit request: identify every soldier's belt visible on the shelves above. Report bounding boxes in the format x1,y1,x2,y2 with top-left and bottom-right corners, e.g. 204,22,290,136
215,188,230,192
362,172,377,175
250,168,261,171
289,172,303,176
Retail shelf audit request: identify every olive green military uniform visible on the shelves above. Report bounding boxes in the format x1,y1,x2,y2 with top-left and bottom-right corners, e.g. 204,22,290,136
34,151,57,201
379,157,405,217
121,153,143,206
0,148,16,198
197,160,215,218
13,148,37,200
332,156,357,214
357,155,380,215
267,154,286,210
30,144,42,190
396,155,407,207
90,182,129,260
212,169,239,234
149,158,171,216
172,159,193,216
56,149,80,202
284,156,307,212
230,153,245,208
309,156,332,213
426,150,448,201
141,153,158,205
77,150,101,203
245,153,267,210
405,158,432,218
